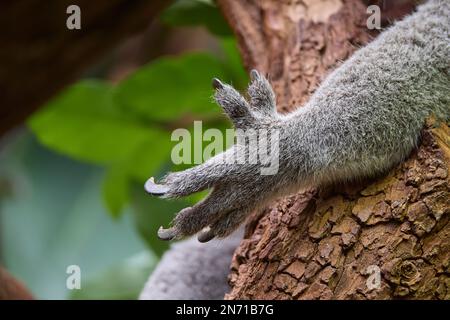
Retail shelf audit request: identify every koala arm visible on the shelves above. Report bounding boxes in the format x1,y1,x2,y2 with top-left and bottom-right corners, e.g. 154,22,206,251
145,0,450,242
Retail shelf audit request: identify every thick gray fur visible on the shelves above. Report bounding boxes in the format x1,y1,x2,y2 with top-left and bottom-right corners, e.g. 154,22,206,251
139,228,243,300
148,0,449,242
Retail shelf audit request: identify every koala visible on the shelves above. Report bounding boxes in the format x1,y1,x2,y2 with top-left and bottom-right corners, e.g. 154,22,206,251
141,0,449,300
140,228,243,300
145,0,449,244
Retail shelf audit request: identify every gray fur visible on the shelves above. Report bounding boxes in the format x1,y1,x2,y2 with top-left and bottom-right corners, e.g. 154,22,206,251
147,0,450,241
139,229,243,300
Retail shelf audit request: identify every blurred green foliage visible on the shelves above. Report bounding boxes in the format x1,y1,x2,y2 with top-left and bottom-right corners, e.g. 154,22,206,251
0,134,150,299
71,251,157,300
2,0,248,299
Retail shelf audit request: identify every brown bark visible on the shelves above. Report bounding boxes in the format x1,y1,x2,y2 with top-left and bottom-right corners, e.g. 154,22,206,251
217,0,449,299
0,0,171,137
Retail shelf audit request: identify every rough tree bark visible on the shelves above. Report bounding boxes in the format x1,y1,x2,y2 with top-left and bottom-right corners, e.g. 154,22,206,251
217,0,449,299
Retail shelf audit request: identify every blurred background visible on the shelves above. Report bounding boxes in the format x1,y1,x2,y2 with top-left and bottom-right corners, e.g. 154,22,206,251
0,0,248,299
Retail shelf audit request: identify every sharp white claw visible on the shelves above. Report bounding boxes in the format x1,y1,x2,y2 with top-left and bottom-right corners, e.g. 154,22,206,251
144,177,169,196
157,226,177,241
212,78,224,90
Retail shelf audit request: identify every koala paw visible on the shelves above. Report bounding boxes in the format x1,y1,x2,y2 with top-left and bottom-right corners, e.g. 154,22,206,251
145,70,279,242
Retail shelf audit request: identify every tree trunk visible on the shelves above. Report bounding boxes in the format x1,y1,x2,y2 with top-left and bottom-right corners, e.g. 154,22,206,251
217,0,450,300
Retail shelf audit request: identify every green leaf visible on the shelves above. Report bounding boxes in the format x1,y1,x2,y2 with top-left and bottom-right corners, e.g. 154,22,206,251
102,167,130,218
28,80,157,165
0,133,149,299
125,132,173,182
161,0,232,36
115,53,227,122
130,184,189,256
101,133,173,218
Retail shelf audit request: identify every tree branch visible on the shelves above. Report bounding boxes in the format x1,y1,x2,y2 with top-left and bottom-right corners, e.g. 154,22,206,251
218,0,449,300
0,0,171,137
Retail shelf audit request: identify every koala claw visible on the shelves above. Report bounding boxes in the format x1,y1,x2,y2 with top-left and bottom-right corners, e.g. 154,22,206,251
212,78,224,90
197,228,216,243
157,226,178,241
250,69,260,81
144,177,169,196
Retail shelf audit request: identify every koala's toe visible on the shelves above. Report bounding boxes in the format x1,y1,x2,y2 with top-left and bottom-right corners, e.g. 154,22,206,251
197,228,216,243
209,209,250,239
247,70,277,118
155,183,254,241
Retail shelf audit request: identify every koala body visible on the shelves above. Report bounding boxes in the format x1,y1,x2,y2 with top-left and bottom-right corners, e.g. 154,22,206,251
140,228,243,300
145,0,449,242
142,0,449,300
